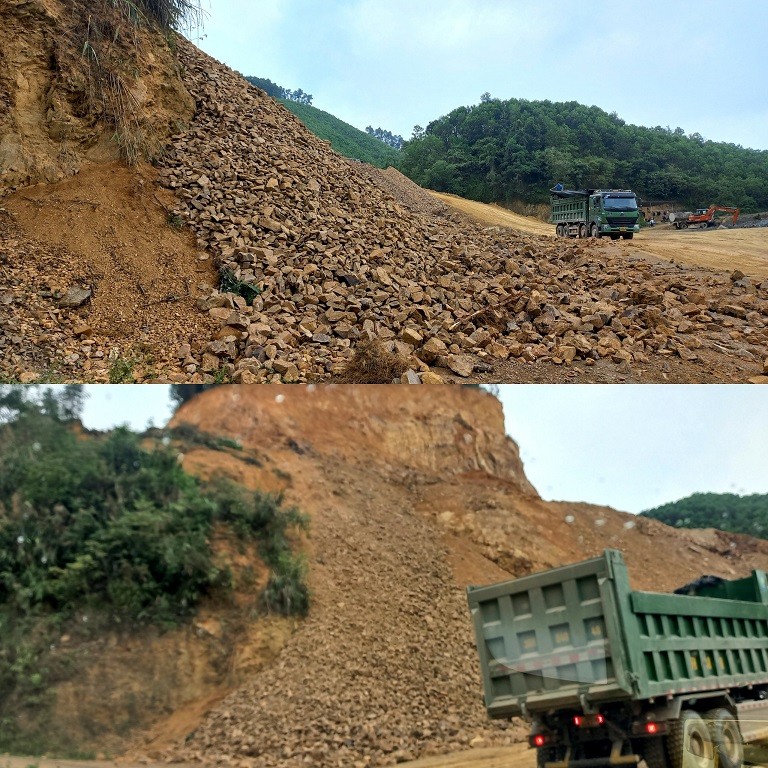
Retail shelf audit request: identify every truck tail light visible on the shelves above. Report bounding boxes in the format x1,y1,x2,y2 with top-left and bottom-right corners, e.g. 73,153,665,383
531,734,548,747
631,720,668,736
574,714,605,727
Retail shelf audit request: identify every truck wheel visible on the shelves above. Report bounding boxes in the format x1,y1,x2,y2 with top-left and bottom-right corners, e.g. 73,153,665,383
579,224,587,238
556,224,564,237
590,224,600,238
623,233,634,240
705,708,743,768
668,710,715,768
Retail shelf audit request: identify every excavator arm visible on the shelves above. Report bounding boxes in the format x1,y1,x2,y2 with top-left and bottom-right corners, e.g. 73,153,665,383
710,206,740,225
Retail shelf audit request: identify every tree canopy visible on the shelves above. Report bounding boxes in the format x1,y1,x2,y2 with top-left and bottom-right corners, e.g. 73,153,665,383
245,76,313,105
641,492,768,540
399,97,768,211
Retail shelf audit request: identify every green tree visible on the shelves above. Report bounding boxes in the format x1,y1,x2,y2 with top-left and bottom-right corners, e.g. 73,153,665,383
641,492,768,539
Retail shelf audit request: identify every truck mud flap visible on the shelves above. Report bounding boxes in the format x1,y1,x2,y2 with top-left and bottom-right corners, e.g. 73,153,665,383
546,740,640,768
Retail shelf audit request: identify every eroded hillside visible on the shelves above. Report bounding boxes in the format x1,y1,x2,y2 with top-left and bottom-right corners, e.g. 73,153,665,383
146,386,768,767
0,13,766,383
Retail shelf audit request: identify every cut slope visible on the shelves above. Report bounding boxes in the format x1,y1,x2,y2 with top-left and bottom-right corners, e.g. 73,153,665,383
149,385,768,767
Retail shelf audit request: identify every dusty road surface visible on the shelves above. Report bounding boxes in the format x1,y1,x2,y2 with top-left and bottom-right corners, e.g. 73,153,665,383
402,744,533,767
430,192,554,236
630,224,768,278
0,746,534,768
431,191,768,279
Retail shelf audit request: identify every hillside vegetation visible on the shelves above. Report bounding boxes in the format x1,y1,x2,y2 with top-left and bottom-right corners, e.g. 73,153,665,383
244,75,400,167
0,386,308,754
642,492,768,539
399,97,768,211
277,100,401,168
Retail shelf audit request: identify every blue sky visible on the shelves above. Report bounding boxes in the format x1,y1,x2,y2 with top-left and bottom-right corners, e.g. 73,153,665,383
497,385,768,514
191,0,768,150
71,385,768,516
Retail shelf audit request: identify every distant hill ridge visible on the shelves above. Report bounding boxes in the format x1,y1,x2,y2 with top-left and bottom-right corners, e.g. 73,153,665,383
243,77,768,212
642,492,768,540
243,76,400,168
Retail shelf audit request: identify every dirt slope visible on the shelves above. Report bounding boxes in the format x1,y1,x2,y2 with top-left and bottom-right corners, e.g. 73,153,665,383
149,387,768,767
1,20,767,383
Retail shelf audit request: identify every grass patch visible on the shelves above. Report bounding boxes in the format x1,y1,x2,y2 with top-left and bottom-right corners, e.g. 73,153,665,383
219,267,261,306
167,422,242,452
108,356,135,383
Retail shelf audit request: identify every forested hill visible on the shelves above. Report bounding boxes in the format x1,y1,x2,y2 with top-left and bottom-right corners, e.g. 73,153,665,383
279,101,400,168
641,492,768,540
244,76,400,168
398,98,768,211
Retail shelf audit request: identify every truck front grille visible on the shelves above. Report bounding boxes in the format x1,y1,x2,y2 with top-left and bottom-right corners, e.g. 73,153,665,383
607,217,635,227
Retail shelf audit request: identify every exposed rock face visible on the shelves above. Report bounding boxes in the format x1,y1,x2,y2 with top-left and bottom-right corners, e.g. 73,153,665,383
180,385,538,494
0,0,193,189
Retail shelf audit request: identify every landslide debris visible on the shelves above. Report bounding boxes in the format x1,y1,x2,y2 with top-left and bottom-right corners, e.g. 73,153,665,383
1,24,767,383
143,386,768,768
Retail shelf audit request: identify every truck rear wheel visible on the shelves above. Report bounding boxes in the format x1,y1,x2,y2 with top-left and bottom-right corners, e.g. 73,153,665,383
579,224,587,238
705,708,743,768
668,710,715,768
590,224,600,238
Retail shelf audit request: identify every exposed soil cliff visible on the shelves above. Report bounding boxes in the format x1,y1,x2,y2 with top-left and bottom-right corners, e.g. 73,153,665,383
0,0,192,188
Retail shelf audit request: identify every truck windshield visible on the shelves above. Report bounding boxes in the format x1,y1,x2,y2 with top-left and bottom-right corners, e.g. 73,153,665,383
603,196,637,211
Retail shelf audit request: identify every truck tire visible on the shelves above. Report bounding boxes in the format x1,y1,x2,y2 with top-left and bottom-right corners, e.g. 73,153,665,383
623,233,634,240
590,224,601,238
579,224,588,238
705,708,743,768
668,711,715,768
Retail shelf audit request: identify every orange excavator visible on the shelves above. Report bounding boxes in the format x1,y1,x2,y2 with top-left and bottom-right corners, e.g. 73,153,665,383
670,205,740,229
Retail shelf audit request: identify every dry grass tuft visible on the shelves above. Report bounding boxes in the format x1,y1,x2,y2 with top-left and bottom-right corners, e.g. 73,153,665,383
334,339,411,383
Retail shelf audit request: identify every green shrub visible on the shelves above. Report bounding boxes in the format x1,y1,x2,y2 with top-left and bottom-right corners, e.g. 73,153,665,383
0,397,310,749
262,553,309,616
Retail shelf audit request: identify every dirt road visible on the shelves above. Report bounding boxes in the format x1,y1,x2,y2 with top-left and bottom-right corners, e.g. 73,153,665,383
403,744,533,767
0,745,534,768
430,192,768,279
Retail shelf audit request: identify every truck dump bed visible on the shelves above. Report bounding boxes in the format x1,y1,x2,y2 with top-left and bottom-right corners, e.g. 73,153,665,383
467,550,768,719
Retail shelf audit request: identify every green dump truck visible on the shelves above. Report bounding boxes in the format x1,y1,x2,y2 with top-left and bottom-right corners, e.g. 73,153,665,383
550,188,640,240
467,550,768,768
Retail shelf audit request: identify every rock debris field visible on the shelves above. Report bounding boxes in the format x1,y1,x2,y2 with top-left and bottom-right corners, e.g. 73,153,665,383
2,37,768,382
